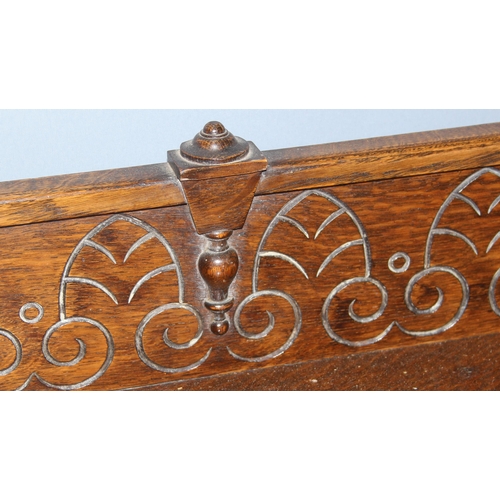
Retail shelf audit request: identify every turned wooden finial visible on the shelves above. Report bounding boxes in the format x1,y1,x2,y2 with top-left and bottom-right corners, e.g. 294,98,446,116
198,230,239,335
180,121,249,164
168,121,267,335
168,121,267,235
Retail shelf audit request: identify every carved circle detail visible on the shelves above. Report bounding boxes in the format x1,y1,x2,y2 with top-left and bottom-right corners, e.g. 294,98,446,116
19,302,44,324
388,252,411,273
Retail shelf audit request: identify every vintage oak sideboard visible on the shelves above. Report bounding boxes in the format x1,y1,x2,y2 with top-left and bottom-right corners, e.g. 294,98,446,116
2,121,500,391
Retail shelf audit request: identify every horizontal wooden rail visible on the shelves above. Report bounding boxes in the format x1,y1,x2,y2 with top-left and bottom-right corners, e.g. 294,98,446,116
259,122,500,194
1,123,500,229
0,163,185,228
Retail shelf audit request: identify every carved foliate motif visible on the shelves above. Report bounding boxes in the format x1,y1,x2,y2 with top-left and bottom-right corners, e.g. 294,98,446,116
233,168,500,352
10,214,210,390
2,167,500,389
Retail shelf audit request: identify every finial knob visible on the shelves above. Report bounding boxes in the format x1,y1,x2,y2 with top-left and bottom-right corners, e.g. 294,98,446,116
180,121,249,164
201,121,227,137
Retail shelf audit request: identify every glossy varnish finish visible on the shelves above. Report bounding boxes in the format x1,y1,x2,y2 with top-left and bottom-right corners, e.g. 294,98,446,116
0,163,185,228
1,122,500,390
1,123,500,230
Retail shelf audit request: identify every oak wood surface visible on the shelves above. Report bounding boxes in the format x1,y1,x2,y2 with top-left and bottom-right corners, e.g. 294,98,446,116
2,165,500,390
1,123,500,230
134,331,500,391
258,122,500,194
3,122,500,390
0,163,185,228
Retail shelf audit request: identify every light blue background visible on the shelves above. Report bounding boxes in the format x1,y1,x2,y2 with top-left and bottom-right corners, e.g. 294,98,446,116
1,110,500,182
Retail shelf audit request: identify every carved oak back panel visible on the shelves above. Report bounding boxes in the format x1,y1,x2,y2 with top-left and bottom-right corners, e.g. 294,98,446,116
2,122,500,390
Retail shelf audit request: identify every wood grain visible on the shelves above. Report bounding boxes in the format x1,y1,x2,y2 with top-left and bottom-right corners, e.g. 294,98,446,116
180,172,262,234
0,163,185,228
2,166,500,390
1,123,500,230
135,331,500,391
3,122,500,390
258,122,500,194
168,121,267,234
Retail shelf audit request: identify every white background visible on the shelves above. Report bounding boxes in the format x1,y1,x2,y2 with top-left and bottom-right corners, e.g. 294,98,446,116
1,2,499,499
2,109,500,182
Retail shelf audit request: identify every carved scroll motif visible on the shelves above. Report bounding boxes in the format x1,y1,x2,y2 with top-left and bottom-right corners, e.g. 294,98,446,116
3,167,500,389
0,329,22,376
230,189,388,359
14,214,209,390
423,167,500,321
235,168,500,351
